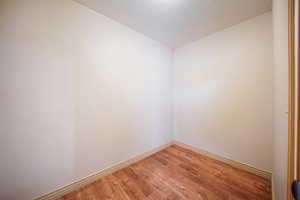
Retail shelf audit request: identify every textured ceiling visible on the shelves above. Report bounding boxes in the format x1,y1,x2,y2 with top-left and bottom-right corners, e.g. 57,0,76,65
73,0,272,48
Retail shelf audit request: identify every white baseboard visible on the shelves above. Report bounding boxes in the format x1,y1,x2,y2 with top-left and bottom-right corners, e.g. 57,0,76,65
34,140,272,200
173,140,272,180
33,142,173,200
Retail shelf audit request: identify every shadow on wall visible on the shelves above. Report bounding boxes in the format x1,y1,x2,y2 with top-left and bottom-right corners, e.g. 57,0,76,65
0,1,173,199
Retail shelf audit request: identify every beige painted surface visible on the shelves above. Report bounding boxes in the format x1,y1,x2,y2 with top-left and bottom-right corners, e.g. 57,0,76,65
272,0,289,199
0,1,278,199
0,1,173,199
173,13,273,172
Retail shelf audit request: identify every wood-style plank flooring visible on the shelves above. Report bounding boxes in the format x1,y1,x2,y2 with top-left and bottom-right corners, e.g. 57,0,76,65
58,145,271,200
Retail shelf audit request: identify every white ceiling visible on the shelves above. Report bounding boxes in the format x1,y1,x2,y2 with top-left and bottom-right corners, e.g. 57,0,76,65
73,0,272,48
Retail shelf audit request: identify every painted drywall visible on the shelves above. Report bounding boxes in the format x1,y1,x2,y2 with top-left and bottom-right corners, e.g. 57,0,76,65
0,0,173,199
173,13,273,172
272,0,289,199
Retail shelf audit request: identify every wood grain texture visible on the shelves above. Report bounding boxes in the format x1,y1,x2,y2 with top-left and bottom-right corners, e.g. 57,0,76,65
57,145,271,200
288,0,296,199
173,140,271,179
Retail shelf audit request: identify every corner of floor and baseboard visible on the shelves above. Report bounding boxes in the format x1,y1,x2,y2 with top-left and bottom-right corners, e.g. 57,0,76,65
33,142,173,200
33,140,272,200
172,140,272,180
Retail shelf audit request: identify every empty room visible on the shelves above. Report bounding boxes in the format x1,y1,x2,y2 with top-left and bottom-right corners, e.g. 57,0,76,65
1,0,298,200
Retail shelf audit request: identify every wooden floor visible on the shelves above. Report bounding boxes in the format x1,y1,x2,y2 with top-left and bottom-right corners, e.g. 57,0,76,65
58,145,271,200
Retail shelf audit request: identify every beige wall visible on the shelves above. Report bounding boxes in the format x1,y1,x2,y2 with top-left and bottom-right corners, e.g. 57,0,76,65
173,13,273,171
0,1,279,199
272,0,289,199
0,1,173,199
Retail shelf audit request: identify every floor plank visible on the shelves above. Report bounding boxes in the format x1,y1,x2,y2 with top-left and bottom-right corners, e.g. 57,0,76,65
59,145,271,200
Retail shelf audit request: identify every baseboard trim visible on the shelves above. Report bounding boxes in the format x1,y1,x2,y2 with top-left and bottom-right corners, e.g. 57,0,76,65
172,140,272,180
34,141,272,200
33,142,173,200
